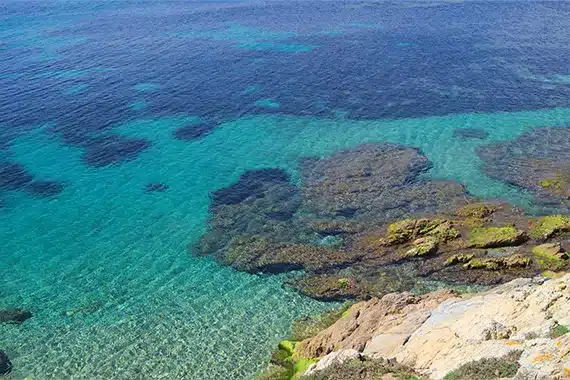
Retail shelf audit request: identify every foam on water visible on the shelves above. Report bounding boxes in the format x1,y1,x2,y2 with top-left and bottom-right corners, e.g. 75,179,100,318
2,106,570,379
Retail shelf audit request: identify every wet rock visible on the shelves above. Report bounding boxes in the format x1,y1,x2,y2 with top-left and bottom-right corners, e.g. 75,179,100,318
467,226,527,248
0,308,32,324
82,135,151,167
172,122,218,141
145,183,169,193
453,127,489,140
290,274,364,301
403,237,438,257
532,242,569,271
529,215,570,240
0,350,11,376
477,127,570,206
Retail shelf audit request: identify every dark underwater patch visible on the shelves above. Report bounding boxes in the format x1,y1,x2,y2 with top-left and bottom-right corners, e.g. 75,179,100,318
211,168,291,207
26,180,64,197
82,135,151,167
172,123,218,141
477,127,570,207
0,162,33,190
145,183,169,193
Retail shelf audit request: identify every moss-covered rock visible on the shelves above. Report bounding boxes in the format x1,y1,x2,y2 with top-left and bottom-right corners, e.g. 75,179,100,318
457,203,497,220
529,215,570,240
532,242,568,270
262,340,317,380
386,219,458,246
468,226,527,248
404,237,438,257
463,255,530,271
444,254,474,266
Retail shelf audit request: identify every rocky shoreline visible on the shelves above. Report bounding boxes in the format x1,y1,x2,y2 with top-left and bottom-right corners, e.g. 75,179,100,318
193,142,570,380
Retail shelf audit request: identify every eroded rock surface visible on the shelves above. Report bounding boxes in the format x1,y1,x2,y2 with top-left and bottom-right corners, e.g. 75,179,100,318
299,274,570,380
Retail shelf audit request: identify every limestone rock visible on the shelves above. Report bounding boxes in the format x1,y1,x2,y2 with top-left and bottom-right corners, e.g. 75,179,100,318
304,349,361,376
300,274,570,379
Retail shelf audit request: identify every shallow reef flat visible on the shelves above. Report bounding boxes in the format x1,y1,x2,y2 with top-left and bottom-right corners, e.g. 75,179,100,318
198,142,570,304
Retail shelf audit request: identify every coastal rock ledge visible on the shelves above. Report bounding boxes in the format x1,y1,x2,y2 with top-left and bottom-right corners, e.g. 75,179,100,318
298,274,570,380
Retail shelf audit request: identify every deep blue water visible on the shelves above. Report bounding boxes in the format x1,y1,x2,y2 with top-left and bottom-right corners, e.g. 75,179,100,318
2,0,570,379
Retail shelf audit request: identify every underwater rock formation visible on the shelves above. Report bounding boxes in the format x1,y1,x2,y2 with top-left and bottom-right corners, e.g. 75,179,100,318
197,143,570,301
295,274,570,380
172,122,218,141
299,144,470,222
0,350,11,376
82,134,151,167
453,127,489,140
195,168,310,267
477,127,570,206
0,308,32,324
145,183,169,193
26,180,64,197
0,162,33,190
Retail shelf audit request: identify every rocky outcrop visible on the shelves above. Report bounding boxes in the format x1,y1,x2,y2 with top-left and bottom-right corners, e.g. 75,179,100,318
298,274,570,380
0,308,32,324
0,350,11,376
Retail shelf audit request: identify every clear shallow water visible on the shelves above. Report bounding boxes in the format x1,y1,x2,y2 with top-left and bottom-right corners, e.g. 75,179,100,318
2,1,570,379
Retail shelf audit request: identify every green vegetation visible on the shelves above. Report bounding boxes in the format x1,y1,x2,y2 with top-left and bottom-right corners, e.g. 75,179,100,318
532,243,568,270
538,174,568,191
404,237,438,257
457,203,496,219
468,226,526,248
386,219,459,245
299,357,421,380
443,351,521,380
444,254,474,266
463,258,500,270
260,340,317,380
529,215,570,240
551,324,570,338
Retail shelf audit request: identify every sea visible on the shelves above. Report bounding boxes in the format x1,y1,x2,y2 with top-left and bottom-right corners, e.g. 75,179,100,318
2,0,570,379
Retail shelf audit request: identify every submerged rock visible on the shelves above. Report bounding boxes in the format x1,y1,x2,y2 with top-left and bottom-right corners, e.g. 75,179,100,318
0,350,11,376
299,144,471,222
297,274,570,380
477,127,570,207
145,183,169,193
0,309,32,324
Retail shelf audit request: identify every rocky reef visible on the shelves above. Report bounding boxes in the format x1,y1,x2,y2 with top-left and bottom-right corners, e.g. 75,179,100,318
283,274,570,380
196,143,570,302
478,127,570,207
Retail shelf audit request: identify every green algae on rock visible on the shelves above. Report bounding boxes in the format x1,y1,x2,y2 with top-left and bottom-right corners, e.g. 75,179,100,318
532,242,569,270
467,226,527,248
529,215,570,240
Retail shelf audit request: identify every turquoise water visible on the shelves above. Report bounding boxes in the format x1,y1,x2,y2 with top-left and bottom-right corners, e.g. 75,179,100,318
3,107,570,378
3,0,570,379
